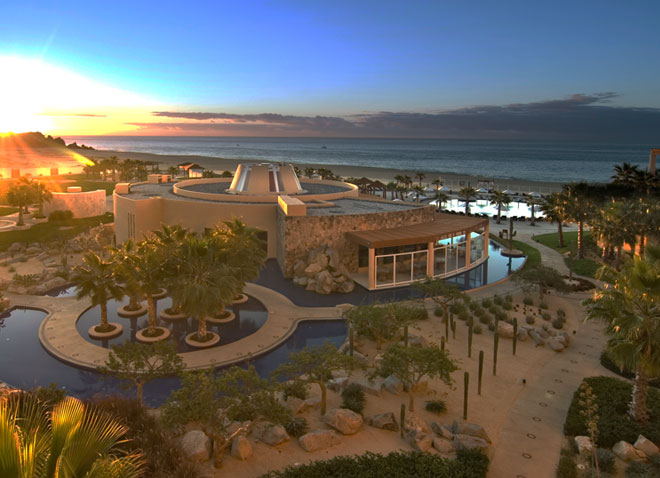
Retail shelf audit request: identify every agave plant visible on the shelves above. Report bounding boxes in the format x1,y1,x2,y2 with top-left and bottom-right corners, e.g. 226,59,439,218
0,392,144,478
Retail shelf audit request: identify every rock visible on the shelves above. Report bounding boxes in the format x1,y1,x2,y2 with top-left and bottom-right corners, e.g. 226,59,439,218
430,422,454,440
293,260,307,277
327,247,341,270
293,276,308,286
315,270,335,295
456,423,491,443
453,434,489,452
406,429,432,452
226,420,251,436
408,334,428,347
25,246,42,255
535,327,549,339
552,334,567,346
613,440,645,462
350,351,369,366
8,243,23,253
286,396,304,414
305,279,317,291
301,396,321,412
327,376,348,393
367,412,399,432
324,408,363,435
517,328,528,341
529,330,545,346
497,321,515,338
304,263,323,277
574,436,593,454
307,246,327,267
299,429,341,452
231,436,253,460
404,413,431,434
432,436,454,453
353,377,383,396
337,280,355,293
634,435,659,457
180,430,211,463
261,425,290,447
383,374,404,394
548,337,565,352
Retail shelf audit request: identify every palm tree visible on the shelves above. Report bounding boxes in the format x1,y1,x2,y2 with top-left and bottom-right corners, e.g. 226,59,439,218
541,192,568,248
72,252,123,333
0,392,144,478
611,162,641,186
385,181,397,200
490,190,511,224
167,165,178,177
433,191,449,210
459,186,478,215
563,183,592,259
394,174,405,187
525,194,543,226
304,167,315,178
414,171,426,187
171,234,239,342
33,182,52,217
584,255,660,424
110,240,142,312
403,175,413,189
5,178,35,225
130,241,168,337
396,185,407,200
412,185,424,203
591,200,630,269
432,178,442,191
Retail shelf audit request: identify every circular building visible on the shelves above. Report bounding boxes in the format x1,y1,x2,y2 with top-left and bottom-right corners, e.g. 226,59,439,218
113,163,489,291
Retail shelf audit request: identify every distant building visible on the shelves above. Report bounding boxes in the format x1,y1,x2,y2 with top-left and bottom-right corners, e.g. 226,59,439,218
177,162,205,178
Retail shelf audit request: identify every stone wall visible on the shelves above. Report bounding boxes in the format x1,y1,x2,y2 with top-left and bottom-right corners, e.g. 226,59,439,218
43,190,106,218
277,205,436,277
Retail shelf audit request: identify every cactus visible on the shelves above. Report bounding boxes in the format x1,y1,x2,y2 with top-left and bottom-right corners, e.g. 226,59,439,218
403,325,409,348
463,371,469,420
400,403,406,438
478,350,484,395
468,324,473,358
512,318,518,356
441,336,445,352
493,332,499,376
349,326,354,357
451,319,456,340
445,312,450,341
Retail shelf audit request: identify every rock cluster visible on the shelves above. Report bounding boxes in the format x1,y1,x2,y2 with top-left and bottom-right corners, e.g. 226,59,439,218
498,321,571,352
612,435,659,462
292,245,355,294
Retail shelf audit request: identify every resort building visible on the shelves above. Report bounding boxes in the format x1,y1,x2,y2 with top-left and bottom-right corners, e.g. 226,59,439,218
113,163,489,290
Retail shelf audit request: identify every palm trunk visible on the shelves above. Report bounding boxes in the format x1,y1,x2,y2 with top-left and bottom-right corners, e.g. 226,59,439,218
17,209,24,226
319,382,327,415
147,295,156,332
630,370,649,424
497,205,501,224
408,389,415,412
100,302,108,327
530,206,535,226
465,202,469,215
558,222,565,248
578,221,584,259
639,235,645,257
198,316,207,338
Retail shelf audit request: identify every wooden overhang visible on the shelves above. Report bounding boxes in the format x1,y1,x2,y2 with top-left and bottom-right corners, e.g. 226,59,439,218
345,214,488,249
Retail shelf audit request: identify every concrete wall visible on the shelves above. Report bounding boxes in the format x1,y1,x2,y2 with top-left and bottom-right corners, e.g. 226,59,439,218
43,190,106,218
277,205,436,277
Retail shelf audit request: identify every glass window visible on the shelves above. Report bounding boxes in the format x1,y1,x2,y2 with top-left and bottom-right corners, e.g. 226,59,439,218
412,250,428,280
376,256,394,286
434,245,447,276
395,253,412,284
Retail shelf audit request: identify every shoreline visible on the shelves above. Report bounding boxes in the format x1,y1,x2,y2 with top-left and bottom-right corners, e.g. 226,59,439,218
85,148,565,193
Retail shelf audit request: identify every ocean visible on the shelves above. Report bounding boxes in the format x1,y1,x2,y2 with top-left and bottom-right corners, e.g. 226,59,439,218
63,137,655,184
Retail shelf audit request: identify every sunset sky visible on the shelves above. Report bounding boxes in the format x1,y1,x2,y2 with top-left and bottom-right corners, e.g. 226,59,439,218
2,1,660,139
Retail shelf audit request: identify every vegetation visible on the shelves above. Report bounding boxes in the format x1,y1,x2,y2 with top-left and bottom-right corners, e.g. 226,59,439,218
284,417,308,438
489,235,541,268
513,264,571,300
341,383,366,415
261,449,489,478
425,399,447,415
413,278,464,322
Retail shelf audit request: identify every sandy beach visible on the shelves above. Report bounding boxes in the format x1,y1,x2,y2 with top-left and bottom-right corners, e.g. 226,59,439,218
85,148,564,194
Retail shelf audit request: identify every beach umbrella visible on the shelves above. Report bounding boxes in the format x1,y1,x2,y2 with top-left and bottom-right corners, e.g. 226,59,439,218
424,185,435,193
502,189,515,195
476,187,489,193
529,191,542,198
439,186,450,192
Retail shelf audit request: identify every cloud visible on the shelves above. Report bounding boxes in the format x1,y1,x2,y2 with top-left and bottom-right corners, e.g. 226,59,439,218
42,113,108,117
134,93,660,140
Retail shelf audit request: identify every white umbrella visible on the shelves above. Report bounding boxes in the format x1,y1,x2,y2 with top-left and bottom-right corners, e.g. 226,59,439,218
424,186,435,193
502,189,515,195
476,187,489,193
530,191,542,198
439,186,450,192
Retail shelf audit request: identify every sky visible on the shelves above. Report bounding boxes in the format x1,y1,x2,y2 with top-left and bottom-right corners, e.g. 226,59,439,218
1,0,660,139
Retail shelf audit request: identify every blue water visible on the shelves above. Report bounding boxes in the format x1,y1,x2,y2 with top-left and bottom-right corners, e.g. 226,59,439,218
64,136,654,183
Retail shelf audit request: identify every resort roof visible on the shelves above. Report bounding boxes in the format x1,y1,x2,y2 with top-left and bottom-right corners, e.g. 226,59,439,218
345,213,488,248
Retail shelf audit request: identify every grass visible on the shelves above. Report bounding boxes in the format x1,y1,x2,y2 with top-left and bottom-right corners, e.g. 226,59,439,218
0,206,19,217
490,235,541,269
0,213,114,251
532,231,602,278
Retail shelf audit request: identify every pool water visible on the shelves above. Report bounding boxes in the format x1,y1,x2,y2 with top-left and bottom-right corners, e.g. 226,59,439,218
76,295,268,352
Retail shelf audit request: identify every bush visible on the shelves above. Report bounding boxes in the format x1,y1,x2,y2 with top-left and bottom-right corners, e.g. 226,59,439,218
481,298,492,308
342,383,366,415
596,448,616,474
495,310,509,322
556,453,578,478
459,311,470,322
502,302,513,311
487,322,495,331
493,295,504,306
525,315,535,325
505,294,513,303
425,399,447,415
564,376,660,448
542,312,552,321
261,449,489,478
473,324,483,334
488,305,498,315
523,296,534,306
31,383,66,406
539,301,549,310
557,309,566,319
282,380,309,400
48,209,74,222
12,273,38,287
626,461,659,478
478,315,490,325
434,306,444,317
284,417,309,438
552,318,565,329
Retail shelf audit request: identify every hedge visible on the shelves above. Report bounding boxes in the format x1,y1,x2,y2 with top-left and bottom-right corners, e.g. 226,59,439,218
564,376,660,448
261,449,489,478
600,351,660,389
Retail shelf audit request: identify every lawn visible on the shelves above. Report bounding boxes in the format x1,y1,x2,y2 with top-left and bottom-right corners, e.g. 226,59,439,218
0,206,19,217
0,213,114,251
489,235,541,269
532,231,601,278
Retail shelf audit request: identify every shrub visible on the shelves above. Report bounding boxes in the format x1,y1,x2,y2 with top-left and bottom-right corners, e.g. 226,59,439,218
502,302,513,311
625,461,659,478
481,298,492,308
539,301,549,310
541,312,552,321
552,318,565,329
557,309,566,319
556,453,578,478
473,324,483,334
285,417,309,438
564,376,660,448
488,305,498,315
48,209,74,222
495,310,509,322
596,448,616,474
434,306,444,317
31,383,66,406
459,311,470,322
12,273,38,287
525,315,535,325
523,296,534,306
487,322,495,332
282,380,309,400
479,315,490,325
493,295,504,306
449,303,465,315
261,449,489,478
505,294,513,303
425,399,447,415
7,266,15,273
411,307,429,321
341,383,366,415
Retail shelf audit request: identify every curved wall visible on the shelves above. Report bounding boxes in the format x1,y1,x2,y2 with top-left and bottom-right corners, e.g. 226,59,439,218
43,190,106,218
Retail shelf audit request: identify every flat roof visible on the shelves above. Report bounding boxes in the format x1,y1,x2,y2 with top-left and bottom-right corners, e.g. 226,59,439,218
345,213,488,248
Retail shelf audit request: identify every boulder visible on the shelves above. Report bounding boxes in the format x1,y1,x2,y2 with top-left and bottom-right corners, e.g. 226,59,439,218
226,420,251,436
613,440,645,462
406,429,432,452
299,430,341,452
307,246,328,268
286,396,304,414
337,280,355,293
430,422,454,440
293,276,308,286
453,434,489,452
497,321,515,339
353,377,383,396
324,408,363,435
535,327,549,339
432,436,454,453
301,396,322,412
529,330,545,346
383,374,404,394
547,338,565,352
517,328,528,341
180,430,211,463
305,279,317,291
327,247,341,270
408,335,428,347
315,270,335,295
327,376,348,393
455,423,491,443
367,412,399,432
293,260,307,277
634,435,659,457
404,413,431,434
231,436,253,460
574,436,593,454
260,424,290,447
304,263,323,278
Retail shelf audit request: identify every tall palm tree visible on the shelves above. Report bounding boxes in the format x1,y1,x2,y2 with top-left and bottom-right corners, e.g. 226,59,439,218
6,178,35,225
432,178,442,191
403,175,413,189
433,191,449,210
562,183,592,259
171,234,239,341
152,224,188,314
611,162,641,186
414,171,426,187
167,165,178,177
32,182,52,217
591,200,631,269
489,190,511,224
394,174,405,187
72,252,123,333
396,185,407,200
130,241,168,336
459,186,478,215
412,185,425,203
0,393,144,478
584,255,660,424
386,181,398,200
541,192,568,248
110,240,142,311
525,194,543,226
